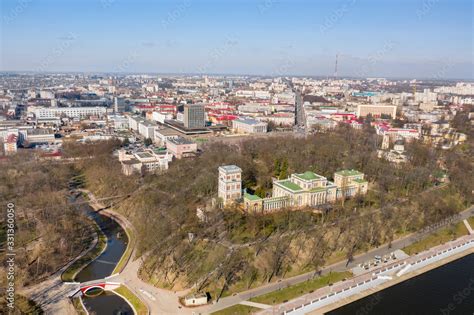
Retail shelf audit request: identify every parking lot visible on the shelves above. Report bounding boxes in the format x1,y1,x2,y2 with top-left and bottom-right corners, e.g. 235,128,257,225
352,249,409,276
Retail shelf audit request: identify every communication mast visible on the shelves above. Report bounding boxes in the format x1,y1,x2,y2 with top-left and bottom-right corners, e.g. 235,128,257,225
334,54,338,80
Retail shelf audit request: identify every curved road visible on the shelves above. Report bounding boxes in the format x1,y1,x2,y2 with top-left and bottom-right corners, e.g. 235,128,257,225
21,188,473,315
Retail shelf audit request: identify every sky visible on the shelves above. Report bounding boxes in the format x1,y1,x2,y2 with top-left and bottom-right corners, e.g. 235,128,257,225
1,0,473,78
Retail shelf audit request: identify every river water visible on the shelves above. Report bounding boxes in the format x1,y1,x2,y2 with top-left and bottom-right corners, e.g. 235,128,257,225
74,200,134,314
328,254,474,315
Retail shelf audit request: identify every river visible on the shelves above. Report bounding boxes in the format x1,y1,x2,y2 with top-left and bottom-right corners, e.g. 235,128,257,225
74,198,134,315
328,253,474,315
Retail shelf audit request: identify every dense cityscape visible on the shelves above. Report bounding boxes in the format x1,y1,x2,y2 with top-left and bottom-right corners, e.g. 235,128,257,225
1,74,472,160
1,1,473,315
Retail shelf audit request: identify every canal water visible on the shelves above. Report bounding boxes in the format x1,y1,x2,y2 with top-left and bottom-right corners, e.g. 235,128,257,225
74,200,134,314
328,254,474,315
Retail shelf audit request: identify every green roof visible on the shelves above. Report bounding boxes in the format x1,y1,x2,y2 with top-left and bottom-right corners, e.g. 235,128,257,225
335,169,363,177
278,180,303,192
244,193,262,201
353,178,368,183
295,171,319,181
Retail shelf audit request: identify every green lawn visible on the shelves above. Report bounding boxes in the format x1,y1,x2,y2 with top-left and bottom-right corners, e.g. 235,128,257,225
61,218,107,282
211,304,258,315
114,285,148,315
403,221,469,255
467,216,474,229
71,297,87,315
249,271,352,305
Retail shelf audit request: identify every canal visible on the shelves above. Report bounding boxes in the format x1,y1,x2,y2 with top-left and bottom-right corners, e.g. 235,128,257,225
328,253,474,315
74,198,134,314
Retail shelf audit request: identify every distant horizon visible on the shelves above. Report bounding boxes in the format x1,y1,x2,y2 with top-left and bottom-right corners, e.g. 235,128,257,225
1,70,473,82
1,0,472,79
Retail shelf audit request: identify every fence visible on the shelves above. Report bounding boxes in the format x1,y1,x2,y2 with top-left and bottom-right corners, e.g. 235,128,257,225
281,236,474,315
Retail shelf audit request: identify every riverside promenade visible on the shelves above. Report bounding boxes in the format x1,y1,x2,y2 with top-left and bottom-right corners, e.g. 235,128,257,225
257,233,474,315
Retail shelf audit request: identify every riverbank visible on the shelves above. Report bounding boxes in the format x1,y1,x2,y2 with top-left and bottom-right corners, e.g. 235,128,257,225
61,214,106,282
78,189,136,275
75,188,150,315
252,233,474,315
313,247,474,314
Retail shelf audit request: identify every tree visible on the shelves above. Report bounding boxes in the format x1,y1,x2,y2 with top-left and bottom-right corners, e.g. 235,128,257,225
279,158,288,179
144,138,153,146
255,186,266,198
273,158,281,178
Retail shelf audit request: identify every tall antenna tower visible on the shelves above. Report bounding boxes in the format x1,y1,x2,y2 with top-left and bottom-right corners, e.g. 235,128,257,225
334,54,338,80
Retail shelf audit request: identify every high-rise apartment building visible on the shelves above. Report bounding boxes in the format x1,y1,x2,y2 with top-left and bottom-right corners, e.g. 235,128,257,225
183,104,205,129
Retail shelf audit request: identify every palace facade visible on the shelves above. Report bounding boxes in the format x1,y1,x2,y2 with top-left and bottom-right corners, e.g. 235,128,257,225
217,165,368,213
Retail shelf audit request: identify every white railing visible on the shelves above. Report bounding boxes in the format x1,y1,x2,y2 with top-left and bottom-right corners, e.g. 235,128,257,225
282,236,474,315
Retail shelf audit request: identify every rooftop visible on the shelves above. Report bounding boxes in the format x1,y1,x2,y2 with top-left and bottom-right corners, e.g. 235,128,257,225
219,165,242,173
353,178,368,183
244,193,262,201
135,152,154,159
140,120,157,127
335,169,363,177
167,136,195,145
294,171,321,181
156,127,180,137
278,180,303,192
234,118,267,125
184,103,204,108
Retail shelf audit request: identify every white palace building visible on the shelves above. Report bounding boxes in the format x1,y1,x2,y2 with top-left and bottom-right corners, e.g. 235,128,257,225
218,165,368,213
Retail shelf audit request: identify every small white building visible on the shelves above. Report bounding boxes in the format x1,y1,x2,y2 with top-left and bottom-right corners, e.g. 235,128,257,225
119,149,172,175
183,293,208,306
166,136,197,159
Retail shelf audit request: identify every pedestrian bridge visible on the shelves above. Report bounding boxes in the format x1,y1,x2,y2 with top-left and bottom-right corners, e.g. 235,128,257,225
66,277,122,298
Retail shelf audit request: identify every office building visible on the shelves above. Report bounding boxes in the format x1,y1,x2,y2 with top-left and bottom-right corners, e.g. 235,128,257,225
232,118,268,134
356,104,397,118
30,106,107,119
165,136,197,159
183,104,205,129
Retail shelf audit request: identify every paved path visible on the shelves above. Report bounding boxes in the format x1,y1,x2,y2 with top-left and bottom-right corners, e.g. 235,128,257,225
21,187,473,315
21,277,78,314
199,205,474,314
260,234,474,315
240,300,272,309
81,189,196,314
463,219,474,235
19,219,98,314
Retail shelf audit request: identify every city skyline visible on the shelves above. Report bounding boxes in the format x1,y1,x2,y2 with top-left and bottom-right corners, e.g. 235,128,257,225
1,0,473,78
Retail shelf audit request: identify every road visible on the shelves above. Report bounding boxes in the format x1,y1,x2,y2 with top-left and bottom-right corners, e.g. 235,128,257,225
82,189,196,314
294,89,305,129
200,205,474,314
21,187,473,315
19,208,99,314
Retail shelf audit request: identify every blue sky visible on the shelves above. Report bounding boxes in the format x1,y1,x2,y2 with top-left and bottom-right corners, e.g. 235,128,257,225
1,0,473,78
